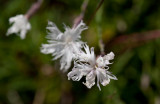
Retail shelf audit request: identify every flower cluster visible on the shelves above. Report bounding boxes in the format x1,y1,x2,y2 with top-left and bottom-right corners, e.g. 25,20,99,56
41,20,117,90
41,21,88,71
68,44,117,90
6,14,31,39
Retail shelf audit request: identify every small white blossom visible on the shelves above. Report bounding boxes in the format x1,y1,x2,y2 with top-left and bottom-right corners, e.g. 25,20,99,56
41,21,88,71
6,14,31,39
68,44,117,90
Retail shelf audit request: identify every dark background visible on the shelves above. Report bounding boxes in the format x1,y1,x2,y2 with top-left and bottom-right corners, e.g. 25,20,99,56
0,0,160,104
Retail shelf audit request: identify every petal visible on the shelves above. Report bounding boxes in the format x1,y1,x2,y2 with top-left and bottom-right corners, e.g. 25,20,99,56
26,23,31,30
46,21,61,34
96,68,110,89
60,51,73,71
104,52,115,61
96,56,104,67
20,29,27,39
73,20,88,37
67,68,82,81
46,21,62,40
77,44,95,65
9,15,23,23
106,71,118,80
41,44,56,54
83,71,95,89
73,61,92,75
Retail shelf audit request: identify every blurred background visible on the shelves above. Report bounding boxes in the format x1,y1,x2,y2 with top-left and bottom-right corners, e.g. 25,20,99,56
0,0,160,104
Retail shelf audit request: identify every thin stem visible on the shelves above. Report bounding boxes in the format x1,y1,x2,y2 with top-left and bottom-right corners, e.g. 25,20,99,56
73,0,89,28
25,0,43,19
32,64,53,104
96,4,105,55
109,30,160,46
107,30,160,54
98,27,105,55
33,89,45,104
87,0,104,25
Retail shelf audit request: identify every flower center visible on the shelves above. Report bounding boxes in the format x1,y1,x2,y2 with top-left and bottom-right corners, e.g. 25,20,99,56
65,35,72,43
94,64,99,70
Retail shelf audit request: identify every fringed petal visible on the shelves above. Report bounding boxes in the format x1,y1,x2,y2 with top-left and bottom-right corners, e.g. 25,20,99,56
83,71,95,89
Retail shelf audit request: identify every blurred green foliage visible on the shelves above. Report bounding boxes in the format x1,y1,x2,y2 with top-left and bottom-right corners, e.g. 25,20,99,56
0,0,160,104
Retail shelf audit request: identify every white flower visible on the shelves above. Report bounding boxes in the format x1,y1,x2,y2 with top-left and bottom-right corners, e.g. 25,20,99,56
68,44,117,90
6,14,31,39
41,21,88,71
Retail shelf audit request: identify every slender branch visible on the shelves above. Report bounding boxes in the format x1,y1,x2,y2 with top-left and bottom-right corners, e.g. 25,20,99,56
73,0,89,28
96,4,105,55
87,0,104,25
106,30,160,54
109,30,160,45
97,26,105,55
32,64,53,104
25,0,43,19
33,89,45,104
99,39,105,55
